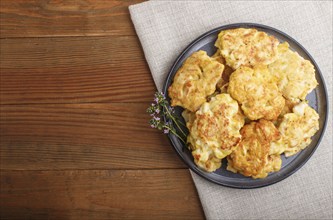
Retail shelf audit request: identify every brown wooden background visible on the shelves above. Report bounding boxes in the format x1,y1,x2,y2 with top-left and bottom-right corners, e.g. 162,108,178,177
0,1,205,219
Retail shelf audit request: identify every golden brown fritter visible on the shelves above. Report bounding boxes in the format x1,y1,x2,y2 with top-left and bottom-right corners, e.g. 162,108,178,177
277,101,319,157
268,42,318,101
271,98,301,128
211,50,225,64
279,98,300,118
228,65,285,120
187,93,244,172
227,119,282,179
181,109,196,131
215,28,279,69
211,50,234,93
168,50,224,112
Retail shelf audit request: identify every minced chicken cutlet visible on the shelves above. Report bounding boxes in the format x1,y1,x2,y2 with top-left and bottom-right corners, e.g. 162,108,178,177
187,93,244,172
215,28,279,69
227,119,282,179
182,109,196,130
228,65,285,120
168,50,224,112
211,50,234,93
275,101,319,157
268,42,318,101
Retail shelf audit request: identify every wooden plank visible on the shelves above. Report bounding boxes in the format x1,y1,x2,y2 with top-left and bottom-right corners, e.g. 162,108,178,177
0,103,186,170
0,36,156,104
0,0,145,38
0,169,204,219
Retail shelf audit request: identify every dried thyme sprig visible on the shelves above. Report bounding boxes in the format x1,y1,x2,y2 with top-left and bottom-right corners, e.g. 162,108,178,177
147,92,187,144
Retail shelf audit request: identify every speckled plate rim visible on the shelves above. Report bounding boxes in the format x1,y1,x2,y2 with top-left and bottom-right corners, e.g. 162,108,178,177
162,23,329,189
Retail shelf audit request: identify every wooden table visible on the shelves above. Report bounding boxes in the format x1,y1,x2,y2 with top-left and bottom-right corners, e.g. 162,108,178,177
0,1,205,219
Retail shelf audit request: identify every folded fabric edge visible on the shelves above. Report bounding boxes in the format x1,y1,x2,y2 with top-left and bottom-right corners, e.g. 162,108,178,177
190,170,210,218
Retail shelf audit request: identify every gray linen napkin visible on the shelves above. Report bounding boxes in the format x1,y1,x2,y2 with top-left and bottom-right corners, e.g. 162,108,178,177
129,1,333,219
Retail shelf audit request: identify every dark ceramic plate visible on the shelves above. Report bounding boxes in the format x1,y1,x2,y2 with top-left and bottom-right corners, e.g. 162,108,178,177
163,23,328,188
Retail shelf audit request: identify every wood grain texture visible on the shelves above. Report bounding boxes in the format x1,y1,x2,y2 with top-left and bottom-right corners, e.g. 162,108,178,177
0,0,144,38
0,0,206,218
0,36,156,104
0,170,205,219
0,103,186,170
